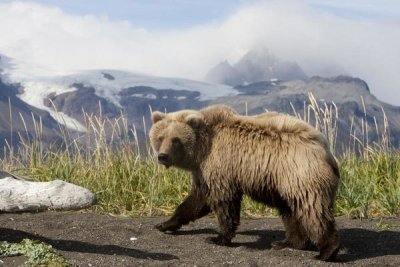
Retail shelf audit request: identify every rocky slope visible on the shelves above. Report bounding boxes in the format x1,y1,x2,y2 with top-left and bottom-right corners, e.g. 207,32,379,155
0,78,61,152
212,76,400,150
40,74,400,152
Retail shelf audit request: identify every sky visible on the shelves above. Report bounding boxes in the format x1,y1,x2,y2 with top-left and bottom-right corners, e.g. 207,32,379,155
0,0,399,105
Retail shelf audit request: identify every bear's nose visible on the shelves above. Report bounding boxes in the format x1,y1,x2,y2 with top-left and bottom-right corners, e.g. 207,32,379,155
157,153,170,165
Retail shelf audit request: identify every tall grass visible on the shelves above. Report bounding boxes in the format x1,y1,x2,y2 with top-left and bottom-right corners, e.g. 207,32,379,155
1,95,399,218
291,93,400,218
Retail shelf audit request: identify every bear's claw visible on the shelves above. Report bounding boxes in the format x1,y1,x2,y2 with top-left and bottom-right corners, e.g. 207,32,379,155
315,244,340,261
155,221,182,232
271,239,312,250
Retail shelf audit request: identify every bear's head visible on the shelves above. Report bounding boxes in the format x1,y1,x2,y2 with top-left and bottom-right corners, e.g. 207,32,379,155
149,110,205,170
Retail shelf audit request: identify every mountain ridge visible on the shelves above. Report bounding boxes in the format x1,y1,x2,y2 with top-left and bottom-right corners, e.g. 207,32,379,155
205,47,308,86
1,53,399,153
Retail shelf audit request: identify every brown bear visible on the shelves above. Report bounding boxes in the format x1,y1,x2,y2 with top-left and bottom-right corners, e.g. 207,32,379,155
149,105,340,261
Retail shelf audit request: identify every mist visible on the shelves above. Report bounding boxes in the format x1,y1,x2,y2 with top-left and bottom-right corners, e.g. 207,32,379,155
0,1,399,105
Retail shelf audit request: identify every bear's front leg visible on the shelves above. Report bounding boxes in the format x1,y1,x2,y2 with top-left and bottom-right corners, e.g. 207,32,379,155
155,183,210,232
207,196,242,246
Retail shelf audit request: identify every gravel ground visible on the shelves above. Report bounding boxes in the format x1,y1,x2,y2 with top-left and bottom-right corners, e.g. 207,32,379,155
0,211,399,266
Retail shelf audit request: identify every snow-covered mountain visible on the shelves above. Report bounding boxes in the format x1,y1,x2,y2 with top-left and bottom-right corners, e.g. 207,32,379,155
1,55,238,132
1,53,400,152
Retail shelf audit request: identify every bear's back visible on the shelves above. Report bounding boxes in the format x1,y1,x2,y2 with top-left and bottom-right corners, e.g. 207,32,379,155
201,108,325,146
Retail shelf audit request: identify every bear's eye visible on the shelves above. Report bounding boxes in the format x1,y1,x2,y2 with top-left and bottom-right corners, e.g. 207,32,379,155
158,136,164,142
171,137,180,145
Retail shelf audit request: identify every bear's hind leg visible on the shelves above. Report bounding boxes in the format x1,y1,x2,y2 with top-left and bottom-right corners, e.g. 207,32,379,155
207,195,242,246
299,208,340,261
272,215,310,250
155,184,210,232
314,220,340,261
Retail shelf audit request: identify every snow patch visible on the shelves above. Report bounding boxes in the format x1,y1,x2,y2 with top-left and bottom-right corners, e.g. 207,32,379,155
66,70,236,102
131,93,157,99
8,69,237,109
51,111,87,132
17,82,86,132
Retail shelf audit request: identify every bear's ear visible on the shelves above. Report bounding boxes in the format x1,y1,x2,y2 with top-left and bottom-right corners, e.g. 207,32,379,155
151,111,166,124
185,113,204,129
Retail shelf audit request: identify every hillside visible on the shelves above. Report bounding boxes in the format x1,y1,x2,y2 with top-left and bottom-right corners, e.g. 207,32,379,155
0,78,61,151
212,76,400,150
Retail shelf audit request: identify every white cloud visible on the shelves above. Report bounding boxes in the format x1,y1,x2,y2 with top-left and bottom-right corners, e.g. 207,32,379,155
0,1,399,105
308,0,400,18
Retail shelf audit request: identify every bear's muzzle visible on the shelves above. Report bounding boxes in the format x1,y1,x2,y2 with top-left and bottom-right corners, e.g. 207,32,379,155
157,153,172,168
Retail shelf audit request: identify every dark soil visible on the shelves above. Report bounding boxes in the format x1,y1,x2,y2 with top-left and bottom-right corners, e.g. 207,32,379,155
1,211,400,266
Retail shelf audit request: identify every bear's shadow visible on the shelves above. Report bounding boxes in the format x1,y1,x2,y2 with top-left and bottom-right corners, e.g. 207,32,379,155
175,227,400,262
172,228,283,250
338,228,400,262
238,228,400,262
0,228,178,261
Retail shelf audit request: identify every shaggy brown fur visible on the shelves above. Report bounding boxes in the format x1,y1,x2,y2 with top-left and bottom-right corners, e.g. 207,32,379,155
149,105,340,261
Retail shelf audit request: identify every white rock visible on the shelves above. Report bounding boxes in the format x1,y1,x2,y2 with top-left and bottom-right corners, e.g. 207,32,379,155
0,177,96,212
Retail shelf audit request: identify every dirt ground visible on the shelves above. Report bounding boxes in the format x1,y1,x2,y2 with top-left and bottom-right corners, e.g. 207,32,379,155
0,211,399,267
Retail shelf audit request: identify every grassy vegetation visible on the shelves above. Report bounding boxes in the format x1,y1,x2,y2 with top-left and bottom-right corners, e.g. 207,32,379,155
337,152,400,218
0,95,399,218
0,239,70,266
